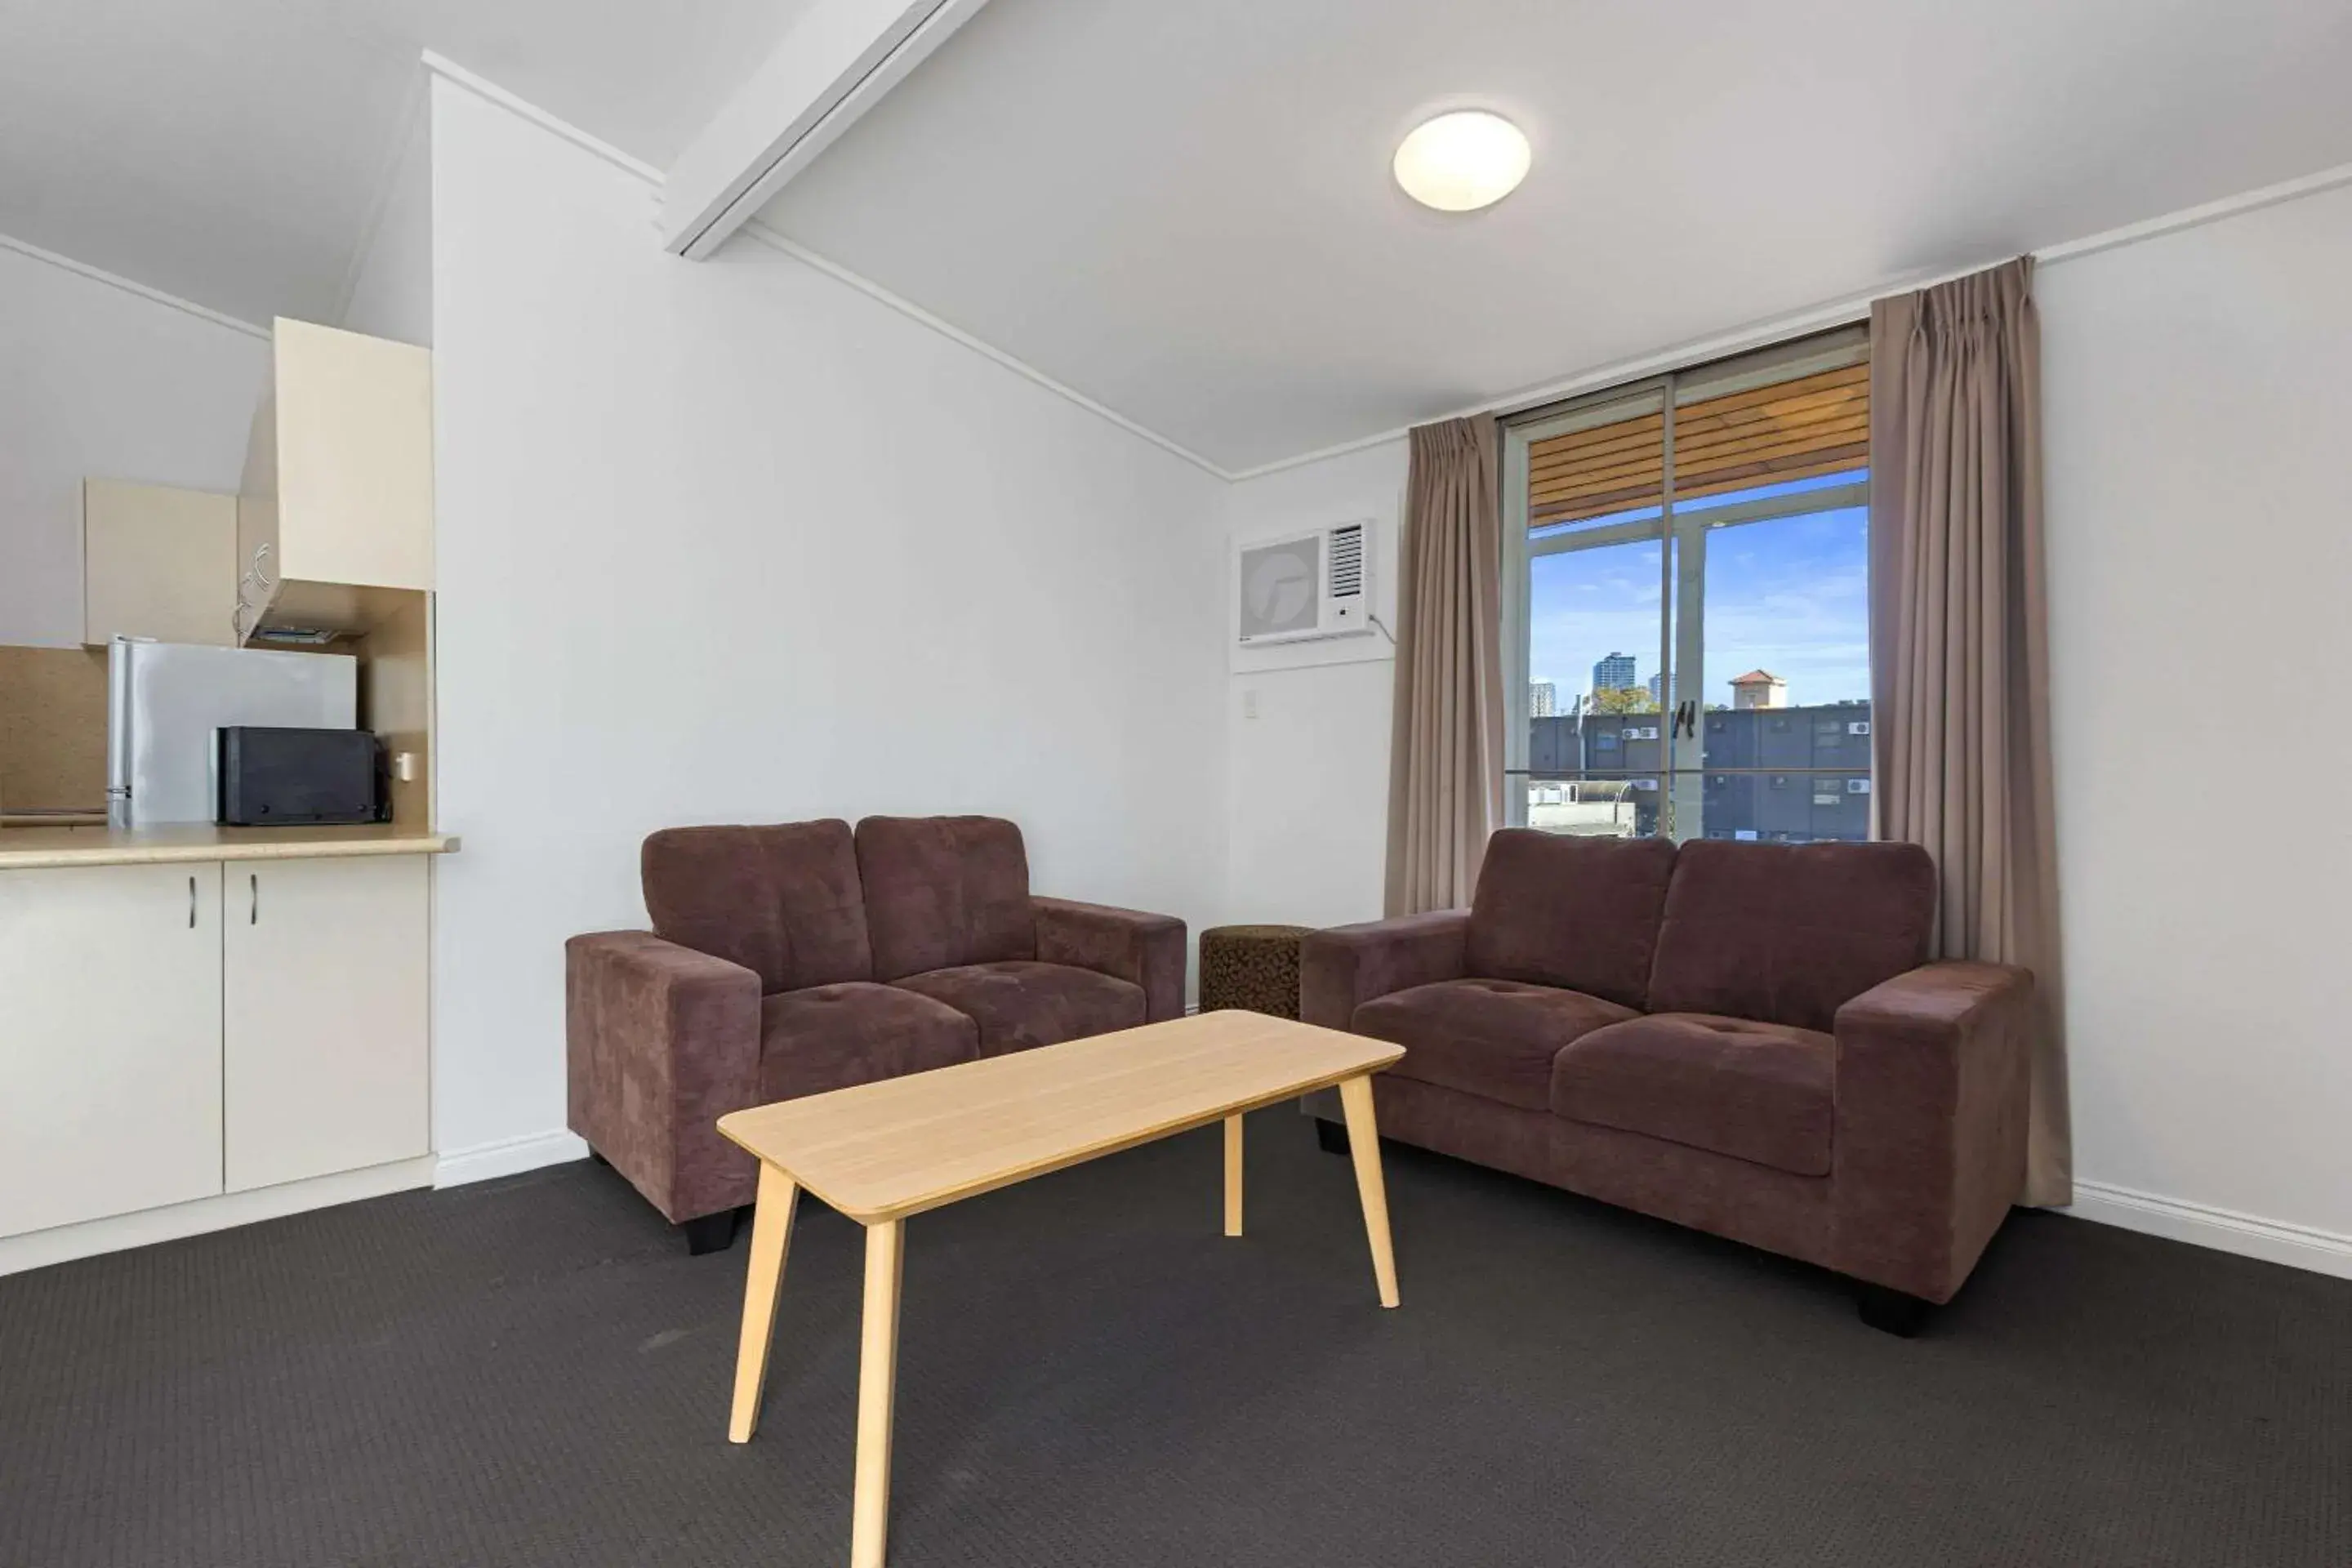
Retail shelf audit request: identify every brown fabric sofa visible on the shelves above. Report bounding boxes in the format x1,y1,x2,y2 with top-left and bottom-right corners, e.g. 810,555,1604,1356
1302,831,2033,1333
568,815,1184,1250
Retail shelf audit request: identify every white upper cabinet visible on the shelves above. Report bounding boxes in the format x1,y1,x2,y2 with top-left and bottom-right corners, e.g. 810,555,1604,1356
82,479,239,648
238,318,434,641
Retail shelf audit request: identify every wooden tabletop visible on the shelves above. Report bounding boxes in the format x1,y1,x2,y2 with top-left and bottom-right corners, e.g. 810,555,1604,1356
717,1009,1403,1223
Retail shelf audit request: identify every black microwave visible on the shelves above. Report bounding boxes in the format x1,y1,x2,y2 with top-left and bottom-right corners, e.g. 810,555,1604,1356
216,727,386,826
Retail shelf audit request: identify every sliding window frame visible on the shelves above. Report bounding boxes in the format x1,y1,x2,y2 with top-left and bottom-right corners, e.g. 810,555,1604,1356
1502,326,1870,840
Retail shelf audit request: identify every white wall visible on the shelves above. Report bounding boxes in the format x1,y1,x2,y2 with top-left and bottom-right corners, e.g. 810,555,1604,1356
0,239,268,647
422,53,2352,1271
1220,439,1405,930
2042,180,2352,1272
341,104,433,348
427,75,1228,1169
1216,180,2352,1276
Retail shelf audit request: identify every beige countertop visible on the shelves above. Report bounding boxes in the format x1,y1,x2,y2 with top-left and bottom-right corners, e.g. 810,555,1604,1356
0,823,459,871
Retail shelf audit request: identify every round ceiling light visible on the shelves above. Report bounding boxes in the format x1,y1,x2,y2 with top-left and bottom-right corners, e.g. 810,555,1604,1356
1392,110,1530,212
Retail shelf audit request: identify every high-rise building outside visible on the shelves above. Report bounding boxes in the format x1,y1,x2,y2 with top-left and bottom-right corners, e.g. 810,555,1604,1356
1530,681,1559,718
1592,652,1637,694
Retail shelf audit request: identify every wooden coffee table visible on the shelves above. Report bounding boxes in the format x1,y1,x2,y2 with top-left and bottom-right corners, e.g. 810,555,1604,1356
716,1009,1406,1568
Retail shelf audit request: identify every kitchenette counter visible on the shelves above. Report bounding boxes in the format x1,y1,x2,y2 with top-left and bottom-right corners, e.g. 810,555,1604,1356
0,823,458,871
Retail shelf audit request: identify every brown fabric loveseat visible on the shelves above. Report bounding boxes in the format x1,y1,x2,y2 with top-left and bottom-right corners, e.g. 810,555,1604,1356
568,815,1184,1251
1302,831,2033,1334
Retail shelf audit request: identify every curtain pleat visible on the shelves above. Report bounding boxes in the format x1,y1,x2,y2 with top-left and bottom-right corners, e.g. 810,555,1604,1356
1384,416,1504,915
1869,257,2071,1206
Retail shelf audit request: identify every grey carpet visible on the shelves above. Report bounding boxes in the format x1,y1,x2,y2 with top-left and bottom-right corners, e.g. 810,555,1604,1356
2,1116,2346,1568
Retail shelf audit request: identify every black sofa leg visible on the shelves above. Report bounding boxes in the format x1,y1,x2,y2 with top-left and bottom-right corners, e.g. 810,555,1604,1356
1313,1117,1350,1156
682,1209,739,1256
1855,1282,1934,1337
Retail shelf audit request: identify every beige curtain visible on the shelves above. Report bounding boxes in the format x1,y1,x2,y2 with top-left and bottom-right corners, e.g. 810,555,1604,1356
1869,257,2070,1207
1384,416,1504,915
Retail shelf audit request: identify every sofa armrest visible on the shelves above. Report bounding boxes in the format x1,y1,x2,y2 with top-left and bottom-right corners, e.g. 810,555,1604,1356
1033,896,1187,1022
1299,910,1470,1030
566,930,762,1223
1831,960,2035,1303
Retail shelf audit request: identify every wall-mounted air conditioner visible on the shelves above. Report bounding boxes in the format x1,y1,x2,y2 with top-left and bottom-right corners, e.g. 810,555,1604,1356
1235,522,1372,644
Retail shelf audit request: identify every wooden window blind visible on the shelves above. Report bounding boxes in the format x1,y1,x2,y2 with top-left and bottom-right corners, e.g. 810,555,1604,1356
1526,337,1869,528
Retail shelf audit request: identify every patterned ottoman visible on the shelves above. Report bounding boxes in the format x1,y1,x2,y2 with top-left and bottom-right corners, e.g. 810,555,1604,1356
1197,924,1312,1019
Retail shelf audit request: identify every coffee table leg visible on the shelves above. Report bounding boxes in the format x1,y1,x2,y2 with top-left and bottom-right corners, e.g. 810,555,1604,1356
1337,1075,1399,1308
1223,1114,1245,1237
728,1162,801,1443
852,1218,906,1568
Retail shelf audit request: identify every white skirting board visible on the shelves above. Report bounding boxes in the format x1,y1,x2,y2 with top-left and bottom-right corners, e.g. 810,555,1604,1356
434,1128,590,1188
2063,1181,2352,1281
0,1130,590,1276
10,1117,2338,1286
0,1154,438,1278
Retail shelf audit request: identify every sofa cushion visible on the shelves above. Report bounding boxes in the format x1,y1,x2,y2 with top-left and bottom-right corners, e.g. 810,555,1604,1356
760,982,978,1102
893,960,1144,1056
1354,978,1637,1112
644,820,872,994
1466,831,1679,1009
1645,840,1936,1032
1552,1012,1835,1177
855,816,1036,982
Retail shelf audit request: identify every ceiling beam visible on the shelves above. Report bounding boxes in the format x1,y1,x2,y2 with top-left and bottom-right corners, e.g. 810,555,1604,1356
658,0,993,260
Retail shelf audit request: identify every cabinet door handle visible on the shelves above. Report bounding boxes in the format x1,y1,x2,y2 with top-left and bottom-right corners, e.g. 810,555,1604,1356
249,872,259,925
189,875,198,929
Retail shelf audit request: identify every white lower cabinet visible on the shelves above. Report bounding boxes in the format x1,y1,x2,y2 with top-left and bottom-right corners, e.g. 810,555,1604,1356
0,853,433,1245
225,855,430,1192
0,863,225,1236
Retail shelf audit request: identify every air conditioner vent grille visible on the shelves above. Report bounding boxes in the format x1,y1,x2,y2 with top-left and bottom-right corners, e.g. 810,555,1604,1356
1329,524,1365,599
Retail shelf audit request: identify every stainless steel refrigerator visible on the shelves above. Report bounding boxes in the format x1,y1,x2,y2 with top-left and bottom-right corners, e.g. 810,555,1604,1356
107,638,358,828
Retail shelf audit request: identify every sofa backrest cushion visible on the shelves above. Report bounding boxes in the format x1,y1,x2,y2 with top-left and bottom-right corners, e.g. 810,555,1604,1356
642,820,873,994
1646,840,1937,1032
854,815,1036,981
1464,831,1679,1009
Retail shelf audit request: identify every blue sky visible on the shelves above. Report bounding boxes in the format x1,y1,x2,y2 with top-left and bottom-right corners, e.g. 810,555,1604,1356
1527,474,1870,710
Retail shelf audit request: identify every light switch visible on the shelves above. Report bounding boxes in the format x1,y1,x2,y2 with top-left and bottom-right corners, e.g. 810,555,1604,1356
1242,688,1259,719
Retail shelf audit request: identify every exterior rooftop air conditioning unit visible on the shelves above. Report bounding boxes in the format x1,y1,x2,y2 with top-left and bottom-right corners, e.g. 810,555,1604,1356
1236,522,1372,644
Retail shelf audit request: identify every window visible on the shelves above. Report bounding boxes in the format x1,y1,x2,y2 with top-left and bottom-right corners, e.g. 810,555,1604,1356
1504,327,1872,843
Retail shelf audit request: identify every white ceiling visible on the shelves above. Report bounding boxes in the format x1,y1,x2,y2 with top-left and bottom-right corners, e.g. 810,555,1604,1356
759,0,2352,472
0,0,811,326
